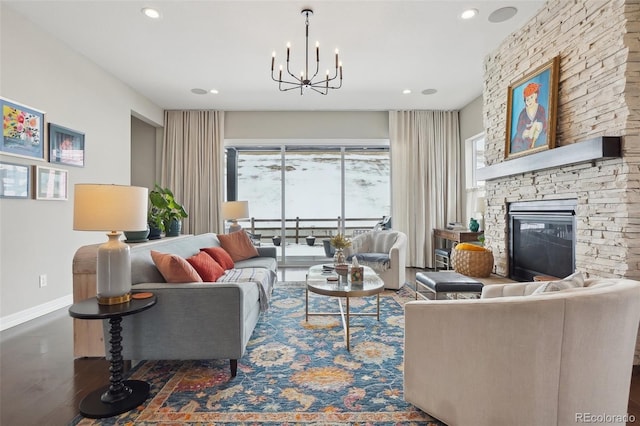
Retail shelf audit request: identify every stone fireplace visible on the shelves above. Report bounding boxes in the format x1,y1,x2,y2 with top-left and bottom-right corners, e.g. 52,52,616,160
508,199,576,282
480,0,639,360
480,0,639,283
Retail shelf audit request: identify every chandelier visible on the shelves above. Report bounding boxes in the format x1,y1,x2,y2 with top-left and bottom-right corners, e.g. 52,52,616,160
271,8,343,95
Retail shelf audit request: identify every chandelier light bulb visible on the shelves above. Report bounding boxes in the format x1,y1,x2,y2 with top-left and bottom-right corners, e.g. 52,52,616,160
270,8,343,95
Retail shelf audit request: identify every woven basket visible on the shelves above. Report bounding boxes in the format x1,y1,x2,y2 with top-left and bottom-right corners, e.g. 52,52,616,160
451,248,494,278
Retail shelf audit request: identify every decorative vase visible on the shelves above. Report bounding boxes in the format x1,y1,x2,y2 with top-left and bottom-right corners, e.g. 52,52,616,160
166,219,182,237
148,225,162,240
469,218,480,232
123,227,150,243
333,249,346,265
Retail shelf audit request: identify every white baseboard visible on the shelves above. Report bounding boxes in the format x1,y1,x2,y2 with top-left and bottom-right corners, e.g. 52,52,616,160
0,294,73,331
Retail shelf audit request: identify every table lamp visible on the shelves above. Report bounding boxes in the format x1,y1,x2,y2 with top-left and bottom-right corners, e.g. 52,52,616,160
475,196,486,231
222,201,249,233
74,184,148,305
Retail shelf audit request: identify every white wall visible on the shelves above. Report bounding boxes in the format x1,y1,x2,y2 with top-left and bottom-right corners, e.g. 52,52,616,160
131,116,160,190
459,96,483,141
225,111,389,139
0,6,163,329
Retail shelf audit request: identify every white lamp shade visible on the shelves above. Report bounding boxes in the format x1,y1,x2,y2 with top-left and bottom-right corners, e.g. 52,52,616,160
74,184,148,232
475,196,486,214
222,200,249,220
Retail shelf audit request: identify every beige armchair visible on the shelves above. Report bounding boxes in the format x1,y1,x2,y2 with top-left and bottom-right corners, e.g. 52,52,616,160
404,278,640,426
344,230,407,289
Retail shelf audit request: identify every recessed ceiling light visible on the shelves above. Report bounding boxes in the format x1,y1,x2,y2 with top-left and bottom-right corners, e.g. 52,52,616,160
403,89,412,95
191,88,208,95
210,89,219,94
421,88,438,95
141,7,161,19
488,7,518,23
461,9,478,20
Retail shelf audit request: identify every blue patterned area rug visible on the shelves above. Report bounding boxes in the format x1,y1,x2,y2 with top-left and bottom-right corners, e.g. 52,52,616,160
72,282,443,425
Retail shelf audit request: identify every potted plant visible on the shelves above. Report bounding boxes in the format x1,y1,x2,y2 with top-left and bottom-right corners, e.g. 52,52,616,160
147,206,165,239
330,233,351,265
148,184,188,237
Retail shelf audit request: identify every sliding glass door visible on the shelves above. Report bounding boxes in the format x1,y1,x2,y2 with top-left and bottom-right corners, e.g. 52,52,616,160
229,142,389,266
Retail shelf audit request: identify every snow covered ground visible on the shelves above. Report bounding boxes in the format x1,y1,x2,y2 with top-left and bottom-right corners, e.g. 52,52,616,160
237,151,390,232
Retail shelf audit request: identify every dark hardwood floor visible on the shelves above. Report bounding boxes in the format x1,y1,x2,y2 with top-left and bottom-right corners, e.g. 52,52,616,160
2,267,640,425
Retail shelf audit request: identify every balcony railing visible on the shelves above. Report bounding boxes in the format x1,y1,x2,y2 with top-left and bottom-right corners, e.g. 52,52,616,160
236,216,383,244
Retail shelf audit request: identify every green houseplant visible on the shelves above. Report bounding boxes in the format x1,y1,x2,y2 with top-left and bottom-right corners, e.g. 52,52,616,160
148,184,188,237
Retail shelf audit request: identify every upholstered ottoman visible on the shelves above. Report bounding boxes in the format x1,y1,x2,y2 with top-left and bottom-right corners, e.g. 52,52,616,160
415,271,483,300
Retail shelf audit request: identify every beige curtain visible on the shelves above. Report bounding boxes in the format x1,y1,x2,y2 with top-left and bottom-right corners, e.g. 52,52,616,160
161,110,225,235
389,110,461,268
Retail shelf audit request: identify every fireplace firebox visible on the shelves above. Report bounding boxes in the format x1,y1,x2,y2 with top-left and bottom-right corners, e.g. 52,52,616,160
508,199,576,282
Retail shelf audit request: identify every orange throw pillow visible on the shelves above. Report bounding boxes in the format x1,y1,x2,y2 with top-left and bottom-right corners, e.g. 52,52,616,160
201,246,235,270
186,251,225,282
217,231,259,262
150,250,203,283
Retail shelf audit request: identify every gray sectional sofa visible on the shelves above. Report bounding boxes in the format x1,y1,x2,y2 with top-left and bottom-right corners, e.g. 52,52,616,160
72,233,278,377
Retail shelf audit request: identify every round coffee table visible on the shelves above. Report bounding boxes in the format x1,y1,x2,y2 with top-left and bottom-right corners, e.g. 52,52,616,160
305,264,385,350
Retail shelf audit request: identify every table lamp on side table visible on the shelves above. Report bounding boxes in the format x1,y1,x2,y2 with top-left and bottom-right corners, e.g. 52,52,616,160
74,184,148,305
222,200,249,233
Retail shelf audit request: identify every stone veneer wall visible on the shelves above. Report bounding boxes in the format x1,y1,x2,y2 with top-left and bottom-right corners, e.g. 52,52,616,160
482,0,640,282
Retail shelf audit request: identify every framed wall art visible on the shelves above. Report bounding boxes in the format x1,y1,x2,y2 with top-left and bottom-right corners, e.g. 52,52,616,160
505,56,559,159
0,161,30,199
35,165,68,200
49,123,85,167
1,98,45,160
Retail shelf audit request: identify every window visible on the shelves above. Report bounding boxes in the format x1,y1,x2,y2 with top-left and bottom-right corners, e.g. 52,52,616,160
465,132,485,190
464,133,486,224
225,140,390,265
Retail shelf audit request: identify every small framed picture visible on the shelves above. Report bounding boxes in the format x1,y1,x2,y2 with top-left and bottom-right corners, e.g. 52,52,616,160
0,161,30,199
35,165,68,200
505,56,560,159
48,123,85,167
1,98,45,160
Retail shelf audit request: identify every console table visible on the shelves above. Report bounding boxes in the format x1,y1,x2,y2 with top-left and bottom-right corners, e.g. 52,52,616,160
432,228,483,269
68,295,157,418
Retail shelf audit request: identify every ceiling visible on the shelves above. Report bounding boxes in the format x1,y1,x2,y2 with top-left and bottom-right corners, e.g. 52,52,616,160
4,0,545,111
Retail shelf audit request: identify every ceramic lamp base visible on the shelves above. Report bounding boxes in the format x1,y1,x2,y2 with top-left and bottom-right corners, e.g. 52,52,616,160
97,232,132,305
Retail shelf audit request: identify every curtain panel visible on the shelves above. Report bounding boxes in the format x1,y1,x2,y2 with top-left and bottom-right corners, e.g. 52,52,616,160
389,110,461,268
161,110,225,235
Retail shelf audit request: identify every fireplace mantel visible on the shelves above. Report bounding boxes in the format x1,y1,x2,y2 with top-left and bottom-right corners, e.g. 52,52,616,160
476,136,621,181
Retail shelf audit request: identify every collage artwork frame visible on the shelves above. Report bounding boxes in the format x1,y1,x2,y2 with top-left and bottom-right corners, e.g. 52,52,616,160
505,56,560,159
0,161,31,199
35,165,68,201
1,98,46,161
48,123,85,167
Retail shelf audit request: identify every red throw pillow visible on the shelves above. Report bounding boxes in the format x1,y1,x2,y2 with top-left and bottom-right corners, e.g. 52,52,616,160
201,246,235,270
217,231,260,262
186,251,225,282
150,250,203,283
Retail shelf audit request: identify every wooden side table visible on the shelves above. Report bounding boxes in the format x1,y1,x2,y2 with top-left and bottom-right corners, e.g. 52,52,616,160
68,295,157,419
432,229,483,270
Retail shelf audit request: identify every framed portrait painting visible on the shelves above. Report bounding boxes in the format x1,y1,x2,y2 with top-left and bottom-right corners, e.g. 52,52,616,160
35,165,68,200
48,123,85,167
505,56,559,159
1,98,45,160
0,161,30,199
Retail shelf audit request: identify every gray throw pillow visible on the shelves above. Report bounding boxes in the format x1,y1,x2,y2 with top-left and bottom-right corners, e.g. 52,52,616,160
531,271,584,295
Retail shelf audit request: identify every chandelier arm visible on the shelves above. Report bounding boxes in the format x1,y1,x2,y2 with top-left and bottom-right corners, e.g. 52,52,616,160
272,69,305,86
285,59,302,84
308,86,328,95
279,83,305,92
